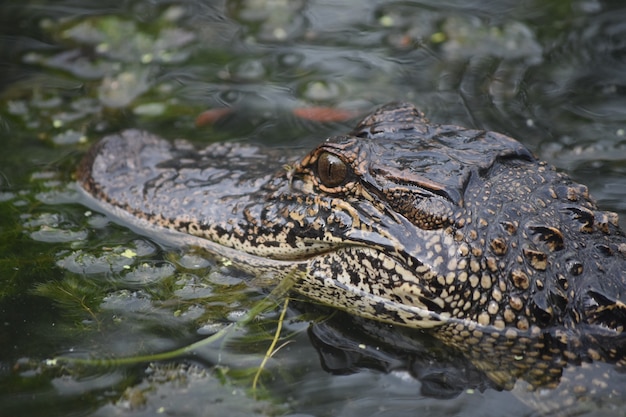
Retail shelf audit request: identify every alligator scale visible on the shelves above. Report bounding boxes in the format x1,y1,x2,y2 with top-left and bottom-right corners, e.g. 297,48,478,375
78,103,626,403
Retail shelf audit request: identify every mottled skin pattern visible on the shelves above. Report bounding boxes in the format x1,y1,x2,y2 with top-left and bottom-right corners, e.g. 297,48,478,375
78,103,626,401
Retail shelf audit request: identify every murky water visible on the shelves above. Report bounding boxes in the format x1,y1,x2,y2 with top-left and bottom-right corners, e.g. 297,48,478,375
1,1,626,416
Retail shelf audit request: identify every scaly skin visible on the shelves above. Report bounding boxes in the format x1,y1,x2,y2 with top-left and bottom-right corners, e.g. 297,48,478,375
78,102,626,394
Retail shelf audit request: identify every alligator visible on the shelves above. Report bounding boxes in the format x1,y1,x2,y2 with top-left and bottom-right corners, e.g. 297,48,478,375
77,102,626,408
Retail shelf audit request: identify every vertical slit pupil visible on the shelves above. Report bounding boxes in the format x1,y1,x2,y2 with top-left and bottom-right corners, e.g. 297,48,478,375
318,152,347,187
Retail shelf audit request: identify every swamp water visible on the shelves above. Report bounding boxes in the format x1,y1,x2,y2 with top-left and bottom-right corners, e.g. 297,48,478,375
1,1,626,416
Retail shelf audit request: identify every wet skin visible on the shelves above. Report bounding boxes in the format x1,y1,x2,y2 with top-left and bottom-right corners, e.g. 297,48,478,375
78,102,626,398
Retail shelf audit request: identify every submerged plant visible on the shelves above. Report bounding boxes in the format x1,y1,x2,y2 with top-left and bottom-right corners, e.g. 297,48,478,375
33,274,105,329
42,267,302,392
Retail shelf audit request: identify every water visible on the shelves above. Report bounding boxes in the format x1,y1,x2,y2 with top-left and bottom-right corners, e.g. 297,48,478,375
1,1,626,416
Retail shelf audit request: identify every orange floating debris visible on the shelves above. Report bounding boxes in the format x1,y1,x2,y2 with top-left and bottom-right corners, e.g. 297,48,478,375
292,106,359,123
195,107,234,127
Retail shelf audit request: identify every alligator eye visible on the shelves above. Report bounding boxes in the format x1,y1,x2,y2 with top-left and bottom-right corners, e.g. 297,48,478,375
317,152,347,187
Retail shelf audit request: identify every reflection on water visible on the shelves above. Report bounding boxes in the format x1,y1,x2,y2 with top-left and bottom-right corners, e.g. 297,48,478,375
1,1,626,416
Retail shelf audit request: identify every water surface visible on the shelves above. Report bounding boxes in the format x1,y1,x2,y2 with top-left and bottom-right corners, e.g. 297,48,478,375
1,1,626,416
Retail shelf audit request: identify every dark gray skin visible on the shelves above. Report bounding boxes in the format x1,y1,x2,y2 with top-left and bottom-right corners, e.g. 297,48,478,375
78,102,626,399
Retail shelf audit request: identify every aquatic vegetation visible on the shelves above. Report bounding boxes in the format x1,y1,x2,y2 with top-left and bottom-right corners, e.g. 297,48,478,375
1,0,626,416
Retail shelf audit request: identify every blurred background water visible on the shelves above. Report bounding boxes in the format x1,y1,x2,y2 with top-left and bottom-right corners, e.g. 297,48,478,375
1,1,626,416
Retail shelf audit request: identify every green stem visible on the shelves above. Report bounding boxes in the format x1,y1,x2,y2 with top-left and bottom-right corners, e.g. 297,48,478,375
252,297,290,396
46,267,302,368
